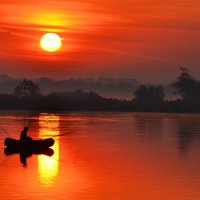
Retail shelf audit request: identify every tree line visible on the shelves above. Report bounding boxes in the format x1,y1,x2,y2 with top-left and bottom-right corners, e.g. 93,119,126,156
0,68,200,112
133,68,200,112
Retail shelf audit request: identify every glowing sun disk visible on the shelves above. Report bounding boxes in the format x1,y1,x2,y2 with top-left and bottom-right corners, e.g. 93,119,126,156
40,33,62,52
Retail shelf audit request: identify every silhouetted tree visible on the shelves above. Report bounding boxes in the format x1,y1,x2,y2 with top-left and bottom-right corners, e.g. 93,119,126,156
134,84,165,105
172,68,200,102
14,79,40,97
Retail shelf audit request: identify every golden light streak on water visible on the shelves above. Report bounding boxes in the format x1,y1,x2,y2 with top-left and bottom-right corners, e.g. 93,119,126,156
38,113,60,186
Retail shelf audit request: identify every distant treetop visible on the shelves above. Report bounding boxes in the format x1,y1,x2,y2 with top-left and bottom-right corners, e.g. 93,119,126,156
14,79,40,97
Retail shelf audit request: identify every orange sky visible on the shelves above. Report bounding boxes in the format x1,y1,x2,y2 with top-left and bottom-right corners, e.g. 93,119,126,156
1,0,200,82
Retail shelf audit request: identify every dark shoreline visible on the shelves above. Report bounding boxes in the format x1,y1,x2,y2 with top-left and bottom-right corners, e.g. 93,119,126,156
0,92,200,113
1,68,200,113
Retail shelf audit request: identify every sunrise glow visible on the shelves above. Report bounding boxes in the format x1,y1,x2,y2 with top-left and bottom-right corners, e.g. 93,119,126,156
40,33,62,52
1,0,200,81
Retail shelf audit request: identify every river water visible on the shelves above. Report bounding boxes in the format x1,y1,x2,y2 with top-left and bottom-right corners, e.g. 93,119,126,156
0,111,200,200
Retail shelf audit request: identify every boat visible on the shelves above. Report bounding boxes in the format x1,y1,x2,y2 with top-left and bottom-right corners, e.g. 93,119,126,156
4,137,55,150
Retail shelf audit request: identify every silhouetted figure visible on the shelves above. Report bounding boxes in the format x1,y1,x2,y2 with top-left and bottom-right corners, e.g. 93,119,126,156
20,126,31,141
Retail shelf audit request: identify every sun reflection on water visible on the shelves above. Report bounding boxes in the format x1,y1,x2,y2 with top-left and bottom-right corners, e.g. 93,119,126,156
38,113,60,186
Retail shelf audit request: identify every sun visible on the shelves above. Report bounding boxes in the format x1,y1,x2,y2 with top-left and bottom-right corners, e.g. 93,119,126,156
40,33,62,52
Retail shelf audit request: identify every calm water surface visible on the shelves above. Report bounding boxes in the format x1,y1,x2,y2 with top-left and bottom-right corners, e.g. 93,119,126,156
0,111,200,200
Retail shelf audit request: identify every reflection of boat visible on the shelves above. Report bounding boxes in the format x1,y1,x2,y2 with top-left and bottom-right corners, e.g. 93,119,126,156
4,146,54,157
4,137,55,149
4,146,54,167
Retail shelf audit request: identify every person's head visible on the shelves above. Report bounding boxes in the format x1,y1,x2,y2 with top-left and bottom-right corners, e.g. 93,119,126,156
24,126,28,131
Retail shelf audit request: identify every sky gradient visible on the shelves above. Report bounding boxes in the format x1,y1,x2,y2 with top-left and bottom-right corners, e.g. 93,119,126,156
1,0,200,82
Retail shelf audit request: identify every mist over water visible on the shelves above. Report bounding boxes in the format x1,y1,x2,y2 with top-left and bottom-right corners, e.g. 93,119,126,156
0,111,200,200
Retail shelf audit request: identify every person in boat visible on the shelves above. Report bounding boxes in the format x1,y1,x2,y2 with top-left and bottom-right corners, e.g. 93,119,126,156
20,126,32,141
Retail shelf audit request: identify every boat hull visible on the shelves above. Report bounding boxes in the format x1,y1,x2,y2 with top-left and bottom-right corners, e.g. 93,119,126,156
4,137,55,150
